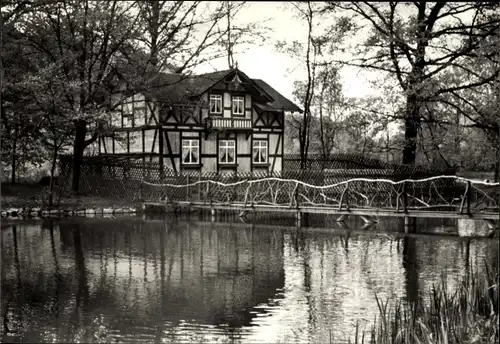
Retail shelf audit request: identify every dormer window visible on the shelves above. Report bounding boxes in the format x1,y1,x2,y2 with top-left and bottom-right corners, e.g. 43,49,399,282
210,94,222,114
232,96,244,116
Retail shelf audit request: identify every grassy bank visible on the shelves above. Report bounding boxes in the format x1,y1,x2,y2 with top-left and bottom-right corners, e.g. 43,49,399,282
1,182,135,209
351,263,499,344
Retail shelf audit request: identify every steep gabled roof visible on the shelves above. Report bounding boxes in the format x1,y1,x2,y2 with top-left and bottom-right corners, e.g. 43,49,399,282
111,66,302,112
145,69,233,104
186,70,233,95
252,79,303,113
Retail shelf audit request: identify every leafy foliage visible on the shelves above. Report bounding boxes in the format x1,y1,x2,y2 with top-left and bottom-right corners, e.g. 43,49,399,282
322,2,500,166
1,0,269,189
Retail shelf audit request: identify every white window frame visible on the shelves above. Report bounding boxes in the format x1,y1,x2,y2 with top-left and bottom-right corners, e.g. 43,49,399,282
252,140,268,164
232,96,244,116
209,94,223,114
219,140,236,164
182,139,200,164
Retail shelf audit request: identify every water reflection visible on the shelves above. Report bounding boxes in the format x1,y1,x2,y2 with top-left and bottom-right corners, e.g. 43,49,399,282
1,215,498,343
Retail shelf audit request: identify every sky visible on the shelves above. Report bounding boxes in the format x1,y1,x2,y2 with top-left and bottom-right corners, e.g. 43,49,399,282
192,2,376,103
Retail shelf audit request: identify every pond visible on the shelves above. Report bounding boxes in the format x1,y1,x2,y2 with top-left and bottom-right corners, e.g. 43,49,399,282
1,213,498,343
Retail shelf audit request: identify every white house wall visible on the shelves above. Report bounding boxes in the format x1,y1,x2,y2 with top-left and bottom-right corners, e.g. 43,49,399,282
114,132,127,153
129,132,142,153
109,93,154,129
144,129,158,153
237,133,251,173
98,81,287,174
223,93,231,118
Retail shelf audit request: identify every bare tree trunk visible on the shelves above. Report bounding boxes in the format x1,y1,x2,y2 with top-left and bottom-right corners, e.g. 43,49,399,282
495,118,500,182
386,130,390,163
72,0,89,193
226,0,234,69
402,93,420,165
454,110,461,167
10,127,17,184
48,141,61,208
402,4,427,165
71,120,87,193
495,138,499,183
319,73,327,162
300,2,315,170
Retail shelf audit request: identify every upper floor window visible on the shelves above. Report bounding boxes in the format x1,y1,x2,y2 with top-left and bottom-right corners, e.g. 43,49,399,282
182,139,200,164
210,94,223,114
219,140,235,164
253,140,268,164
122,114,133,127
232,96,244,116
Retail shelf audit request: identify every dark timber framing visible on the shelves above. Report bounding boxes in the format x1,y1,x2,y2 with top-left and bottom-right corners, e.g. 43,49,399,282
98,68,301,175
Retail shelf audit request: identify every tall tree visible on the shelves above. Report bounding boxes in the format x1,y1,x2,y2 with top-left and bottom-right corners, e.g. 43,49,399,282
276,2,323,169
7,1,264,191
136,1,237,74
315,64,343,160
133,1,264,77
19,64,75,205
10,0,141,192
327,2,500,165
1,14,45,182
289,64,344,160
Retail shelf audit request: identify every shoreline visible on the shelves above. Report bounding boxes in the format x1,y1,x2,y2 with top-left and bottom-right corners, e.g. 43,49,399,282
1,182,146,218
1,206,139,219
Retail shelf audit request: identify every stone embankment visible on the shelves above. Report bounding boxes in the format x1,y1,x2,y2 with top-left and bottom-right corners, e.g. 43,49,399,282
1,207,139,219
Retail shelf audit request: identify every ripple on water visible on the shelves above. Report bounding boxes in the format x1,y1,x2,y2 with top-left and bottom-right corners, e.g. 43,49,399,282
1,218,498,343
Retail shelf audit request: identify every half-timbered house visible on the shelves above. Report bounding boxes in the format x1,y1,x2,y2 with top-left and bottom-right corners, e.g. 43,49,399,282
99,67,302,175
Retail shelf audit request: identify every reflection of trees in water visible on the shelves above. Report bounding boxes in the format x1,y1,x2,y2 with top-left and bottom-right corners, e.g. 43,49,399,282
2,224,83,341
2,225,22,337
280,228,497,343
402,237,419,305
1,218,286,342
2,217,497,343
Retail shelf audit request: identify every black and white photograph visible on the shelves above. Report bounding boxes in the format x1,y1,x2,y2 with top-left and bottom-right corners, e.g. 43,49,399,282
1,1,499,343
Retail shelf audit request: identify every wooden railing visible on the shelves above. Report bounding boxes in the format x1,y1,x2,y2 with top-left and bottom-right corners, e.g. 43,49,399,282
58,156,499,219
210,117,252,130
139,176,499,218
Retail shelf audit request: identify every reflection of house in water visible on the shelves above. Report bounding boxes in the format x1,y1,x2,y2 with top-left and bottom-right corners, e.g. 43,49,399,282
56,218,285,328
3,217,498,343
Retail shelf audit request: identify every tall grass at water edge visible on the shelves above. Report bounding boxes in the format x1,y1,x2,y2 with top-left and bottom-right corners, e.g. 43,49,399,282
344,261,499,344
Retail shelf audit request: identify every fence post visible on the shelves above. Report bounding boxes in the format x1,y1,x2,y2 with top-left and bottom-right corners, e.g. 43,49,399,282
466,180,471,214
198,173,201,202
205,182,209,205
403,181,408,213
345,182,349,210
295,181,301,227
186,174,190,202
294,181,299,208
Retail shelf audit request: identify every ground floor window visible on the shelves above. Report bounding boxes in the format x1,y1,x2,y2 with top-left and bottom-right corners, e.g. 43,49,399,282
253,140,268,163
219,140,235,164
182,139,200,164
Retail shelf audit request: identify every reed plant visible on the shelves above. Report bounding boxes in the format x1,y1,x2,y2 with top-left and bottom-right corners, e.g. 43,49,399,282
351,261,499,344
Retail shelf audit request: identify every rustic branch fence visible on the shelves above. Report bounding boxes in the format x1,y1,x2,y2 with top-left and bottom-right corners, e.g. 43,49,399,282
140,176,498,214
57,155,498,214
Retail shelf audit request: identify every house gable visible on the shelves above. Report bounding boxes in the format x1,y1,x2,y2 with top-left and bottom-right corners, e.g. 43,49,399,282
97,66,300,175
